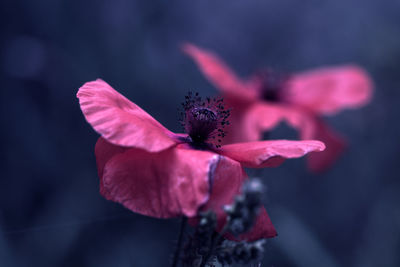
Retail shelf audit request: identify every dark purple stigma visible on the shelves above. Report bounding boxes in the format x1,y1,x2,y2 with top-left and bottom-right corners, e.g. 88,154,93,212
186,107,218,143
255,69,289,102
180,92,230,148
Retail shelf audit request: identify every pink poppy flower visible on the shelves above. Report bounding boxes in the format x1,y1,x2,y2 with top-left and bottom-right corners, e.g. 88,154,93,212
182,43,373,172
77,79,325,240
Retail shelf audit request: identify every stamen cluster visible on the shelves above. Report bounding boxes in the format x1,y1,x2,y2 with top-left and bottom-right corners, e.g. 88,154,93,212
180,92,230,148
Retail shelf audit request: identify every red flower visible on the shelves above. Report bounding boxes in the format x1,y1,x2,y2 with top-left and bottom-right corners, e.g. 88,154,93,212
77,79,325,240
182,43,373,172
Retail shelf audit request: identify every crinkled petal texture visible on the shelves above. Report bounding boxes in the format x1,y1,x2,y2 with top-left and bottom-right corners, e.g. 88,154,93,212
182,43,257,101
77,79,178,152
97,141,231,218
287,65,373,115
98,138,276,240
219,140,325,168
302,117,347,172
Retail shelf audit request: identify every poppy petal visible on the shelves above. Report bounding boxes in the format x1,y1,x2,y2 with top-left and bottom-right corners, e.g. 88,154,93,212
182,43,257,101
218,140,325,168
198,159,277,241
240,207,277,240
225,207,277,241
288,65,373,114
95,137,128,178
77,79,179,152
100,145,222,218
303,118,347,172
244,103,344,172
199,155,246,220
241,103,314,142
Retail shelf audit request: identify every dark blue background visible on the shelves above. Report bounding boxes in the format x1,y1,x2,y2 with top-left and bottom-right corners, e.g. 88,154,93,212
1,0,399,266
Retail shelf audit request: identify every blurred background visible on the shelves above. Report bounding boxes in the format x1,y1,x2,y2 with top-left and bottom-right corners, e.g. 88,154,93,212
1,0,399,266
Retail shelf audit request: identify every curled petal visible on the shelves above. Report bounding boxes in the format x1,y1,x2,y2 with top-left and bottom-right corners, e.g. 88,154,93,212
199,155,246,220
303,118,347,172
182,43,257,101
100,145,223,218
77,79,179,152
287,65,373,114
218,140,325,168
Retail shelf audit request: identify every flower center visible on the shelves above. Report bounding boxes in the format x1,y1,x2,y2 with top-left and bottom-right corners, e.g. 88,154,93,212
187,107,218,143
180,92,230,148
255,69,289,102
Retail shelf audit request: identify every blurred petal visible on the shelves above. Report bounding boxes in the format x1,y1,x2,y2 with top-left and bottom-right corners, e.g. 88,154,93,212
225,207,277,241
198,159,277,240
219,140,325,168
100,145,223,218
287,65,373,114
303,118,347,172
242,103,315,142
245,103,344,172
220,104,253,145
77,79,179,152
182,43,257,101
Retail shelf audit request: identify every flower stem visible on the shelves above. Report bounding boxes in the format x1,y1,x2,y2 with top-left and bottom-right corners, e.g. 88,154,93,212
199,224,229,267
171,217,187,267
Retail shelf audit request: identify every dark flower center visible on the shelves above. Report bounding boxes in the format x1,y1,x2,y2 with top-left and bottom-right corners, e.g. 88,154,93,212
187,107,218,143
180,92,230,148
255,69,289,102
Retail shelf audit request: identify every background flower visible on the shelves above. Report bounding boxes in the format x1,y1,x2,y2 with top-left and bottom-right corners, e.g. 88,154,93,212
182,44,373,172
